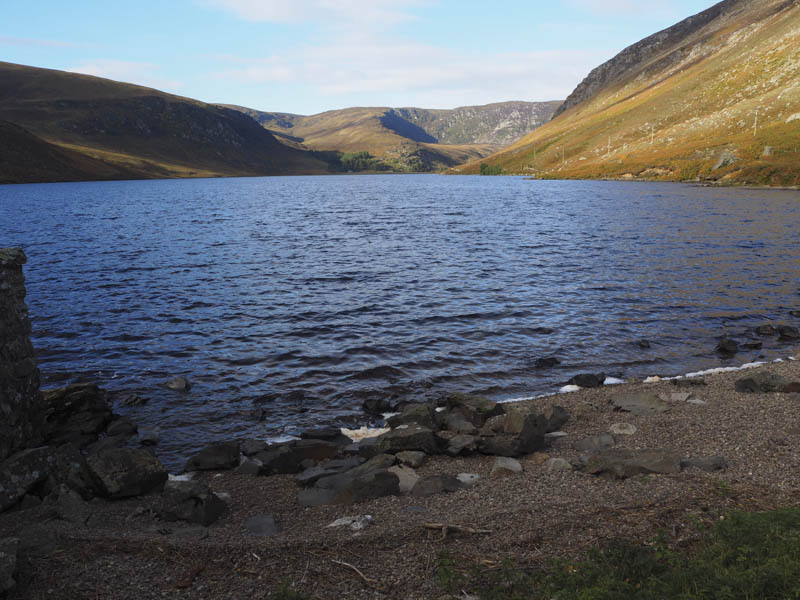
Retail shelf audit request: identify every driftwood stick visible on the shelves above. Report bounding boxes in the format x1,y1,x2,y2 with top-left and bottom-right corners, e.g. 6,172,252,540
422,523,492,540
331,559,378,586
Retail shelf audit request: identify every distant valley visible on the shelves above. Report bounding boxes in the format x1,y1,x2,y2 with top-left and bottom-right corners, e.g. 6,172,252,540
465,0,800,186
221,101,560,172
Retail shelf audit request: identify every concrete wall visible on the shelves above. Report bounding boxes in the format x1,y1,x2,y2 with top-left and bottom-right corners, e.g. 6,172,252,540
0,248,44,461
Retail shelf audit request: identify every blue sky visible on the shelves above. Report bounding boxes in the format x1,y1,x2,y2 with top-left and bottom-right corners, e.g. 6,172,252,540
2,0,718,115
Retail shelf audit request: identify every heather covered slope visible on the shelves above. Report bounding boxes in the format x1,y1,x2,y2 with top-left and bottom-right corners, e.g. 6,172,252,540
223,101,560,172
0,62,327,183
461,0,800,186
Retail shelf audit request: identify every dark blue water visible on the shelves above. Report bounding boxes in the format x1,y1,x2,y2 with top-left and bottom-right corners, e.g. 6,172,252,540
2,175,799,467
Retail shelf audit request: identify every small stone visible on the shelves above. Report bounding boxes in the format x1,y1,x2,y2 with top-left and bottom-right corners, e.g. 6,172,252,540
545,458,573,472
687,398,707,405
544,431,568,440
165,376,192,392
184,441,241,472
611,393,670,416
326,515,372,531
456,473,480,487
245,514,281,537
637,339,651,349
490,457,523,477
526,452,550,465
609,423,637,436
411,474,464,497
669,392,692,403
396,451,426,468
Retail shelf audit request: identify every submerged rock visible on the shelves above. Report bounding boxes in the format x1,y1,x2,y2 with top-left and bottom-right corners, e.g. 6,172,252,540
567,373,606,388
777,325,800,341
534,357,560,368
716,338,738,357
165,376,192,391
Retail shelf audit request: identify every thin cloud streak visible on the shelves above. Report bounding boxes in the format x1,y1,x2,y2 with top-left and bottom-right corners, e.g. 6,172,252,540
204,0,425,24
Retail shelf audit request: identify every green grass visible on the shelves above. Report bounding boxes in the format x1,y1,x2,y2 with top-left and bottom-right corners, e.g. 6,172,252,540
437,508,800,599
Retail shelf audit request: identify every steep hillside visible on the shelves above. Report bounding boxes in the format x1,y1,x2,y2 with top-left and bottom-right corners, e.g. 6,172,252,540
223,101,560,172
0,62,327,183
0,120,136,184
463,0,800,186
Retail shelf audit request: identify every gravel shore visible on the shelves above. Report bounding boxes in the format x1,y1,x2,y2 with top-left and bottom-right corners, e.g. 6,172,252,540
3,355,800,599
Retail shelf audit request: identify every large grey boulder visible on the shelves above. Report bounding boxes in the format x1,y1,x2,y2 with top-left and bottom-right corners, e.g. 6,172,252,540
331,470,400,505
543,405,569,433
442,434,477,457
478,405,547,457
446,394,504,427
41,383,113,449
50,484,92,525
442,410,478,435
0,446,56,513
585,448,682,480
734,371,793,393
184,441,240,472
86,448,168,498
411,474,465,497
396,451,426,468
610,393,670,416
297,454,399,507
161,480,227,526
375,425,439,455
387,403,436,429
0,538,19,595
253,440,341,475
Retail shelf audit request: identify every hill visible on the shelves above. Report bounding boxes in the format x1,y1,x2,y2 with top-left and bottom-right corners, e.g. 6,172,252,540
0,62,327,183
222,101,560,172
461,0,800,186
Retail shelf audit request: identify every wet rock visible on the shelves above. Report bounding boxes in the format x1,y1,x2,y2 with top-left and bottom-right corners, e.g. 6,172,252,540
362,398,394,416
51,484,91,525
289,439,341,463
314,454,396,491
165,376,191,391
411,474,464,497
444,434,477,457
375,425,439,455
326,515,372,531
611,393,670,416
388,465,419,494
609,423,637,436
85,434,130,455
575,433,615,452
777,325,800,341
534,357,560,368
716,338,738,356
235,458,262,476
298,454,399,507
295,458,361,486
240,439,267,456
741,341,763,351
446,394,504,427
544,405,569,433
567,373,606,388
106,417,138,438
681,456,727,473
245,514,281,537
545,458,573,472
184,441,240,472
396,451,426,468
254,445,301,475
300,428,351,445
490,457,522,477
0,538,19,595
755,324,777,336
637,339,651,349
735,372,793,393
42,383,113,448
479,405,548,457
0,446,56,513
86,448,168,498
387,404,436,429
585,448,682,480
161,480,227,526
139,429,160,446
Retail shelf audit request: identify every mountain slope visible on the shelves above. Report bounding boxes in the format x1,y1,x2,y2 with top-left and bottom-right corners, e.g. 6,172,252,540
0,62,327,183
223,101,560,172
463,0,800,186
0,120,137,184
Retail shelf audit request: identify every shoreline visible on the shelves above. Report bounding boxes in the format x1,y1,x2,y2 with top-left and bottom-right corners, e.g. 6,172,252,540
3,347,800,598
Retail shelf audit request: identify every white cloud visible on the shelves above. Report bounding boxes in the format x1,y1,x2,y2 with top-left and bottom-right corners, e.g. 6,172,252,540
67,60,183,92
212,35,598,108
204,0,425,24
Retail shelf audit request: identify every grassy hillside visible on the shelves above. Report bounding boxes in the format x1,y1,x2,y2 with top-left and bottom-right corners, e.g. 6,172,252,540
0,62,327,183
460,0,800,186
223,101,560,172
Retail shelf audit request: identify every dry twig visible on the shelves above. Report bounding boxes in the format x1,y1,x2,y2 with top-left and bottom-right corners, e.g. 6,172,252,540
331,559,378,587
422,523,492,540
